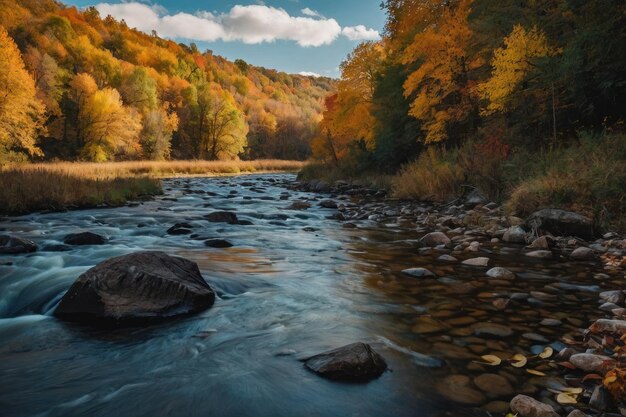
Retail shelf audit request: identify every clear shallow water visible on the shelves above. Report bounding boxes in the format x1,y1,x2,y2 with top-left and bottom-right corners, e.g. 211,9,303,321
0,174,622,417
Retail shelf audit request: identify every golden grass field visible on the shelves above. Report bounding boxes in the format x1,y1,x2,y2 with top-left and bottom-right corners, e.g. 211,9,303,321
0,160,306,215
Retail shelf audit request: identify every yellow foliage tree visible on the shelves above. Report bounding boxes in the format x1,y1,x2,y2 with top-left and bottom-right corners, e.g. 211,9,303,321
479,25,553,114
0,26,45,162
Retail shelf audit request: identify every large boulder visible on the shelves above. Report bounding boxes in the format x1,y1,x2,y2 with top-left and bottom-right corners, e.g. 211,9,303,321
64,232,106,246
419,232,451,247
54,251,215,323
304,342,387,381
0,235,37,254
525,209,595,240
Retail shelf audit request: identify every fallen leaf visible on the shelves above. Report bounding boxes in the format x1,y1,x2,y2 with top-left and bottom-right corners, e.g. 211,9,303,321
478,354,502,366
511,353,528,368
556,392,578,404
527,369,546,376
582,373,603,382
557,361,577,370
539,346,554,359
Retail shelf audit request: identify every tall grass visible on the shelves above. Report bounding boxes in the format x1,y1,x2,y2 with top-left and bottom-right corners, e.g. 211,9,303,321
0,159,306,215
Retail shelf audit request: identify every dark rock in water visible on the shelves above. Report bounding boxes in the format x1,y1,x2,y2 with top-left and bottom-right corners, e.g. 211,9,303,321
205,211,238,224
54,251,215,323
0,235,37,254
288,201,311,210
167,223,193,235
320,200,338,209
304,342,387,381
236,220,254,226
419,231,451,247
42,244,72,252
589,385,612,411
204,239,233,248
63,232,106,246
525,209,595,240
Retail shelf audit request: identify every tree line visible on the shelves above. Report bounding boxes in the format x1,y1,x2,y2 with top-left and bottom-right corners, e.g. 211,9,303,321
0,0,334,164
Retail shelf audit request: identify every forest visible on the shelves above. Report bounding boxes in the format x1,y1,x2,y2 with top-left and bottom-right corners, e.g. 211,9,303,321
0,0,334,164
307,0,625,228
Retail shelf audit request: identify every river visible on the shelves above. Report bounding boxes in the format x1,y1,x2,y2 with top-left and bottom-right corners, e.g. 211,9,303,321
0,173,621,417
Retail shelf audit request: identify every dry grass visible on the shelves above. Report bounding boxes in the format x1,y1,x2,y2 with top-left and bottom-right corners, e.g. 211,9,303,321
0,159,306,215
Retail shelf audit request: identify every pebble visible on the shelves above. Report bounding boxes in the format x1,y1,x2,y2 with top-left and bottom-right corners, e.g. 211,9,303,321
525,250,553,259
402,268,436,278
462,257,490,267
486,267,516,279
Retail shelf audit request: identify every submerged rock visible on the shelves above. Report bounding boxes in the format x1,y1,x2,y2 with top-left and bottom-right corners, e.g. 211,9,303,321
419,232,451,247
0,235,37,254
205,211,238,224
54,251,215,323
486,267,516,280
204,239,234,248
64,232,106,245
319,200,338,209
525,209,595,240
436,374,486,405
570,247,595,260
462,257,490,267
402,267,436,278
510,395,558,417
304,342,387,381
167,223,193,235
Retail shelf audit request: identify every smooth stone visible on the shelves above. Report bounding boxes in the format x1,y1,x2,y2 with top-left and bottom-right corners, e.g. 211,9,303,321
462,257,490,267
438,254,458,262
528,236,554,249
588,318,626,335
540,319,562,326
205,211,238,224
525,250,553,259
435,374,487,405
167,223,193,235
510,395,559,417
0,235,37,254
63,232,106,245
589,385,612,411
204,239,233,248
567,411,589,417
287,201,311,210
319,200,338,209
402,267,435,278
570,247,594,260
503,226,527,244
54,251,215,323
569,353,615,373
486,267,516,279
473,322,514,338
600,290,625,304
420,232,451,247
474,373,514,397
304,342,387,381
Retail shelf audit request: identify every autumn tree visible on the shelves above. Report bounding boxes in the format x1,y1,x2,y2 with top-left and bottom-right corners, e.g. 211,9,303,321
201,85,247,160
0,26,45,163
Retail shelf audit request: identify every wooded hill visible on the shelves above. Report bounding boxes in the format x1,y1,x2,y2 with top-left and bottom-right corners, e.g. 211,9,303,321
0,0,335,163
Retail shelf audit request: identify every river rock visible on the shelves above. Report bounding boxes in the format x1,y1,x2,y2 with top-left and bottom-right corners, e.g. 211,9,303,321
570,247,594,260
63,232,106,245
510,395,559,417
567,410,589,417
503,226,527,244
54,251,215,323
473,322,513,338
167,223,193,235
486,267,516,279
288,201,311,210
464,189,489,208
438,254,458,262
589,385,612,411
304,342,387,381
588,318,626,335
600,290,625,304
462,257,490,267
525,209,595,240
474,373,514,397
402,267,435,278
206,211,238,224
420,232,451,247
569,353,615,373
436,374,486,405
0,235,37,254
204,239,233,248
319,200,338,209
528,236,554,249
525,250,553,259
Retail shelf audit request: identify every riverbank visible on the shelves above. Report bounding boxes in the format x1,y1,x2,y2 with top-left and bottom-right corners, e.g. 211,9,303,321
295,177,626,416
0,160,305,215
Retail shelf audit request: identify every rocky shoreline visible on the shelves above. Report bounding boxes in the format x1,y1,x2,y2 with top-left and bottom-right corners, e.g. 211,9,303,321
293,178,626,417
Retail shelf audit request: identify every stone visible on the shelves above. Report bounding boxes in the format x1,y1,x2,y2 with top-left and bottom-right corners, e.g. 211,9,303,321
0,235,37,254
473,322,514,338
588,319,626,335
436,374,487,405
474,373,514,397
464,189,489,208
525,250,553,259
438,254,458,262
54,251,215,323
528,236,554,250
402,267,436,278
600,290,625,305
510,395,559,417
503,226,527,244
167,223,193,235
288,201,311,210
570,247,595,260
204,239,233,248
486,267,516,280
589,385,612,411
63,232,106,245
304,342,387,381
569,353,615,373
319,200,338,209
525,209,595,240
462,257,490,267
205,211,238,224
420,232,451,247
566,411,589,417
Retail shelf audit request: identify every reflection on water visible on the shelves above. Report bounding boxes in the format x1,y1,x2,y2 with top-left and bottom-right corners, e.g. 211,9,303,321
0,174,621,417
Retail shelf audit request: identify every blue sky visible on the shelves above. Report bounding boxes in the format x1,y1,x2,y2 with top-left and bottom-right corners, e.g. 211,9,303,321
65,0,386,77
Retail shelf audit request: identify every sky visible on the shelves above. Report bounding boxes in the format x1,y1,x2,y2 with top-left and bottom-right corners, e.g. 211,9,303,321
64,0,387,78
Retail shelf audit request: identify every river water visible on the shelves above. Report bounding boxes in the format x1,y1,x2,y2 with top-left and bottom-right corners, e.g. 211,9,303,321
0,174,621,417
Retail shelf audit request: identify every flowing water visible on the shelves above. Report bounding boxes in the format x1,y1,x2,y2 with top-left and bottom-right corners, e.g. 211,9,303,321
0,174,622,417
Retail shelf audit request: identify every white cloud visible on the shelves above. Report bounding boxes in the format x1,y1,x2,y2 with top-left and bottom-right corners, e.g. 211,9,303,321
298,71,322,77
342,25,381,41
94,2,379,47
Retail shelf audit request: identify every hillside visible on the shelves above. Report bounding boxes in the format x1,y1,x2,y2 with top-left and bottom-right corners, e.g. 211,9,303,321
0,0,335,163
